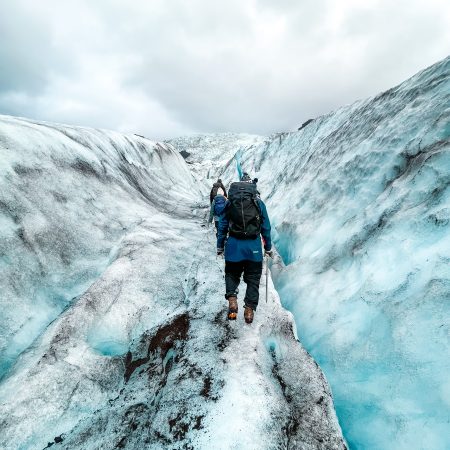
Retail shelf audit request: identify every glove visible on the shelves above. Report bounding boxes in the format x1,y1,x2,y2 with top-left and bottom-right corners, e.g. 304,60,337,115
217,248,224,256
265,249,273,258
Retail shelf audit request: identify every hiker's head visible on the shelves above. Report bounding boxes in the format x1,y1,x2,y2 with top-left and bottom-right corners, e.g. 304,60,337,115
241,172,251,182
218,178,222,183
253,178,258,184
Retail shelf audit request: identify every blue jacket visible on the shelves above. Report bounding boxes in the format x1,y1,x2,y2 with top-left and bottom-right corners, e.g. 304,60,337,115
217,198,272,262
209,195,227,223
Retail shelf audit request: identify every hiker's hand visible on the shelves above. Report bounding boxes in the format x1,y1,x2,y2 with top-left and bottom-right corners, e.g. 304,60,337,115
265,250,273,258
217,248,224,256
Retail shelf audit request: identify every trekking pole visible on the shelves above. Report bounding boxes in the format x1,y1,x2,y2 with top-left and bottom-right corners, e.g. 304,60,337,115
265,255,269,303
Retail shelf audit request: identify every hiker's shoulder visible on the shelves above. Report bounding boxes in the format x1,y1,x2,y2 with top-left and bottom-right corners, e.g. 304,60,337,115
257,197,269,212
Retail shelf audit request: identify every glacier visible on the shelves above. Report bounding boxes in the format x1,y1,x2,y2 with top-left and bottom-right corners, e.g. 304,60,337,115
0,55,448,450
0,116,344,449
218,56,450,449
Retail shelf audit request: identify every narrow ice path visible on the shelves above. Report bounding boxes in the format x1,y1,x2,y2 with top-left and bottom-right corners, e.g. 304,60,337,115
160,225,346,449
188,233,278,450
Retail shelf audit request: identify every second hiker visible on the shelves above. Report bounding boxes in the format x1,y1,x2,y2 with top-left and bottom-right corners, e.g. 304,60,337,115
210,178,227,204
209,188,227,235
217,173,272,324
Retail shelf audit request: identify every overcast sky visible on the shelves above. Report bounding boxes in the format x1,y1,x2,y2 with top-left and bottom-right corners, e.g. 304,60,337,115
0,0,449,139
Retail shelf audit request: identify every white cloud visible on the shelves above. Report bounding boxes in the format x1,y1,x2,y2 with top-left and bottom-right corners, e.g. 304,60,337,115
0,0,449,139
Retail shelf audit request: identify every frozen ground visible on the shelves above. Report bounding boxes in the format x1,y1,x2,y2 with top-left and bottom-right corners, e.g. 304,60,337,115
0,116,345,449
218,56,450,449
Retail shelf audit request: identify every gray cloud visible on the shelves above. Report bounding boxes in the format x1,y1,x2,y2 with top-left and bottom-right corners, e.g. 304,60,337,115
0,2,73,95
0,0,448,139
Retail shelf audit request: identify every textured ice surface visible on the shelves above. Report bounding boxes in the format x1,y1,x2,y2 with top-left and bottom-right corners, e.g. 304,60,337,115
0,116,197,380
220,57,450,449
0,116,344,449
166,133,267,182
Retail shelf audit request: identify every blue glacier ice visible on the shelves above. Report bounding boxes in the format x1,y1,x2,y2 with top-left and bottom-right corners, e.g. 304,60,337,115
221,56,450,449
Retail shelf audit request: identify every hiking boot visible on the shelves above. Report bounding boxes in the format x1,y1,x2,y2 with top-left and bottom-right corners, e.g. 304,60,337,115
228,296,238,320
244,306,254,324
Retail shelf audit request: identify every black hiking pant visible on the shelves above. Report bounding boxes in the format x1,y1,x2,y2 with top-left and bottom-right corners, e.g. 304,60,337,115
225,260,263,310
214,220,219,237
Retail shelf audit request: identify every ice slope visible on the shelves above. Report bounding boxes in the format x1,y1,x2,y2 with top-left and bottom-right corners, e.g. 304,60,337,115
219,57,450,449
0,116,345,449
0,115,198,380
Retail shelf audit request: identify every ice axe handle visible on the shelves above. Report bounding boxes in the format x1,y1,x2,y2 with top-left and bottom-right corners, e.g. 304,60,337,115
265,255,269,303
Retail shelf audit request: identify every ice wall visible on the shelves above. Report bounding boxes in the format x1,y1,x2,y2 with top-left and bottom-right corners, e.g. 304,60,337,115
224,57,450,449
0,115,197,380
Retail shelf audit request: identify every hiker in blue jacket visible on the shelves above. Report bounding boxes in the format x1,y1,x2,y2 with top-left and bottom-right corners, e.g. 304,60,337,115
209,188,227,236
217,173,272,324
